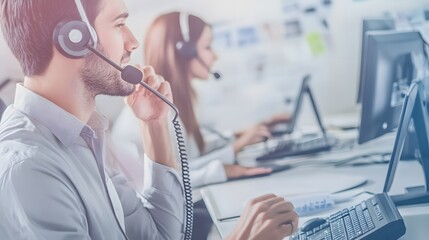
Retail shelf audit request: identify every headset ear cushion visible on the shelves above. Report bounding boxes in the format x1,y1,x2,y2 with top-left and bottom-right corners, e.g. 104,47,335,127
53,20,93,59
176,41,197,60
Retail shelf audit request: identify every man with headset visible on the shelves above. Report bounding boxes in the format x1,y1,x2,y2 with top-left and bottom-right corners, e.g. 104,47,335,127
0,0,298,239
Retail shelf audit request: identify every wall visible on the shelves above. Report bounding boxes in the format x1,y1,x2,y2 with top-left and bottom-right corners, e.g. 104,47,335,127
123,0,429,131
1,0,428,129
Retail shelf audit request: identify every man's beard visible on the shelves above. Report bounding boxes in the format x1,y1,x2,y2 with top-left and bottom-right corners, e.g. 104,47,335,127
80,46,135,97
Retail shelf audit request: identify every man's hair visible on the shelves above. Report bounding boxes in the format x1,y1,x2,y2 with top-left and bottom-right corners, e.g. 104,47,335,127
0,0,101,76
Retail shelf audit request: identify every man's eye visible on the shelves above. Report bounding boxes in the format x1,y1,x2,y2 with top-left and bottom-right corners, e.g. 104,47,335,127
116,23,125,29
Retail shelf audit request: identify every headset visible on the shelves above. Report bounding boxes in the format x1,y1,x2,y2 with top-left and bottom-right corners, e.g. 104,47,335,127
52,1,194,239
175,12,197,61
176,12,221,80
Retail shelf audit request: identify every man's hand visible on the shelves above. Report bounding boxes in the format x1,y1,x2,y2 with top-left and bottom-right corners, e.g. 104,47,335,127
227,194,299,240
224,164,271,179
125,65,172,122
125,65,175,167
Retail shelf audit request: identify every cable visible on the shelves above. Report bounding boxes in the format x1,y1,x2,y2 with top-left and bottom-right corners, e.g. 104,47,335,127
135,83,194,239
0,78,11,91
331,190,375,204
136,81,194,240
419,32,429,48
134,82,194,239
172,118,193,240
417,32,429,62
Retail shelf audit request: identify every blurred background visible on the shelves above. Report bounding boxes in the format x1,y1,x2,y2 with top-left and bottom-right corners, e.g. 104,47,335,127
1,0,429,132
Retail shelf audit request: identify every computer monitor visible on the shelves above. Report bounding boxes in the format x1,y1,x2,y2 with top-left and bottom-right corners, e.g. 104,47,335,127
271,75,327,137
357,18,395,103
383,81,429,206
358,30,425,144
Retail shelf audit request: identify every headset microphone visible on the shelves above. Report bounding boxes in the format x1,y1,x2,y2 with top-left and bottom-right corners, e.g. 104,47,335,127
85,45,178,112
176,12,221,80
196,56,222,80
84,46,141,84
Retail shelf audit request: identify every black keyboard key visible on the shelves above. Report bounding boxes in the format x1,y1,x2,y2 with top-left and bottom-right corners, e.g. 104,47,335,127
343,215,355,239
356,205,369,233
371,198,377,206
330,218,346,240
363,209,375,230
374,204,384,221
290,233,299,240
361,201,367,210
349,209,362,237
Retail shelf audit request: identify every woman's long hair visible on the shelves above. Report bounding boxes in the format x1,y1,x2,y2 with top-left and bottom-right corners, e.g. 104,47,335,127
144,12,208,152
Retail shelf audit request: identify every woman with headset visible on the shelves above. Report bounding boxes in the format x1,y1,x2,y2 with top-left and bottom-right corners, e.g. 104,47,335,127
110,12,293,239
112,12,289,189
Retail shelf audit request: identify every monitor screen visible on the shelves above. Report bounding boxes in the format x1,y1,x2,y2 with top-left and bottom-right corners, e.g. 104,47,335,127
358,30,424,144
357,18,395,103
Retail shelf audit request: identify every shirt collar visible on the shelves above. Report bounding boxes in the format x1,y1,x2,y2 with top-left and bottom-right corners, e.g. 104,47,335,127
13,84,109,147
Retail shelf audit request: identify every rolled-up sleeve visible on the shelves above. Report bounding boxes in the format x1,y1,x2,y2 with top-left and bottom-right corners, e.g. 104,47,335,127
111,154,185,240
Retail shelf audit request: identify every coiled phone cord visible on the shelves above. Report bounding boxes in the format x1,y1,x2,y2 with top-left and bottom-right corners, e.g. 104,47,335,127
136,79,194,240
173,118,194,240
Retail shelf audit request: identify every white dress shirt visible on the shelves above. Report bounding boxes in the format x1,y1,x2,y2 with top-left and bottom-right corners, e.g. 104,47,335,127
111,106,236,189
0,84,185,240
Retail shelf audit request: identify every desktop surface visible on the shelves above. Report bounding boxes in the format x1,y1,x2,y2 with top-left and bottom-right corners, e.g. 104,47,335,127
203,161,428,240
201,130,429,239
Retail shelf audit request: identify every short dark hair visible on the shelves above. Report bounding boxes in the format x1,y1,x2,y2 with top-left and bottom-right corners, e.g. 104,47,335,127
0,0,101,76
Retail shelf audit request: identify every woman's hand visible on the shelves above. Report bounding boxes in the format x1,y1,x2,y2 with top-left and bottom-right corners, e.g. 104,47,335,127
224,164,271,179
227,194,299,240
233,124,271,154
263,113,292,128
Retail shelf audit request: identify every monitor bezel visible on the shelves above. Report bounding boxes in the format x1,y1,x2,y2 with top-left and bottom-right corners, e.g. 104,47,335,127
357,18,395,103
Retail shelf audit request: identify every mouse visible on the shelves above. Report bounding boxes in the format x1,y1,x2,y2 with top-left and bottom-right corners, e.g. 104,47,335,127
300,217,327,232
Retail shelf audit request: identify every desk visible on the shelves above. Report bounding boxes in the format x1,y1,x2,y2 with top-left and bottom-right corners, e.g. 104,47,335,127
200,133,429,239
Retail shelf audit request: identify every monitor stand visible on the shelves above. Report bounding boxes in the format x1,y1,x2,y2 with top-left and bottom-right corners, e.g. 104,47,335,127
383,81,429,206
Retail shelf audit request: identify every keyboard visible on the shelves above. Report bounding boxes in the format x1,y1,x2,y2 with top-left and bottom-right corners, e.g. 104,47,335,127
290,193,406,240
256,136,334,161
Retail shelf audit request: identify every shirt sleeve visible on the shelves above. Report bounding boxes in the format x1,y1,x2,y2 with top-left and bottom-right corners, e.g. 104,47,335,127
110,154,185,240
0,156,90,240
189,143,235,170
189,159,227,187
